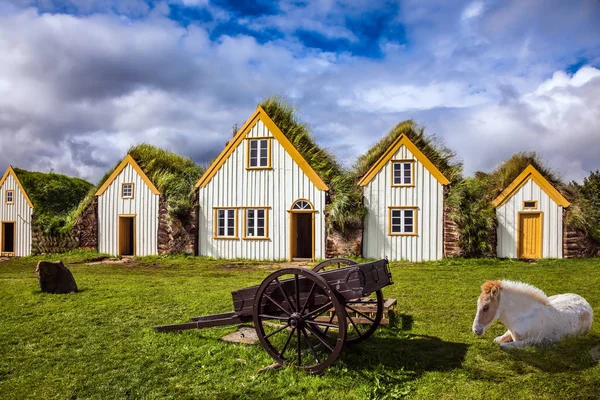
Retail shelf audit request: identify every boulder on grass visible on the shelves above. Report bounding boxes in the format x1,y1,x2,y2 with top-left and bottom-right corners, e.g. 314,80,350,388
35,260,78,294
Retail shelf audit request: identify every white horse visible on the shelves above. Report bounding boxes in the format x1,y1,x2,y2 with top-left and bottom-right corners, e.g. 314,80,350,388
472,280,593,349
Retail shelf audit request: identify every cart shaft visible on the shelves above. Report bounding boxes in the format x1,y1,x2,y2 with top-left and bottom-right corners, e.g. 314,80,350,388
153,311,252,332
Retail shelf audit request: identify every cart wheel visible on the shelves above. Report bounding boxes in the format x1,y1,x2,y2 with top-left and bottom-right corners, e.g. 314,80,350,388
313,258,383,345
253,268,347,373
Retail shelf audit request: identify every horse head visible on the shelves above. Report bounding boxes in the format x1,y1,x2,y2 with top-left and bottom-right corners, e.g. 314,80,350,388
472,280,503,336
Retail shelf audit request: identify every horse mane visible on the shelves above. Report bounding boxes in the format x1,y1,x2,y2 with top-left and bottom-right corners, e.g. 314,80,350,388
499,280,550,305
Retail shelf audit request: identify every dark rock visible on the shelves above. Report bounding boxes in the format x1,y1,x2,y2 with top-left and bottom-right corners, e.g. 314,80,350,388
36,260,78,294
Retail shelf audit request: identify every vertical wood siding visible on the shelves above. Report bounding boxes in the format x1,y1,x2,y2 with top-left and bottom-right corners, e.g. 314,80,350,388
97,164,159,256
0,174,32,256
496,179,563,258
362,146,444,261
198,120,326,260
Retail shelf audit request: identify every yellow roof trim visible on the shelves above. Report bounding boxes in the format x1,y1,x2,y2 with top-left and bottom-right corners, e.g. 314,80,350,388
357,134,450,187
491,164,570,208
95,154,160,196
196,106,328,191
0,166,34,208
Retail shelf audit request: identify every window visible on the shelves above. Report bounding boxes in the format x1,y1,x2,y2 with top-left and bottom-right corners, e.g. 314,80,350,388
122,183,134,199
244,208,268,239
523,200,538,209
247,138,270,168
5,190,13,204
292,200,313,210
389,208,417,235
392,161,413,186
214,208,237,238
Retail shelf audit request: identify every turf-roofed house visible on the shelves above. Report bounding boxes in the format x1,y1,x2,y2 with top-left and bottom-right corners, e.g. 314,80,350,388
90,145,202,257
0,166,92,256
356,121,461,261
196,100,336,260
493,164,570,259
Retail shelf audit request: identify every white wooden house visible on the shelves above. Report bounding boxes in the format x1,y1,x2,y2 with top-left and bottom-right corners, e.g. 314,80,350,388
493,164,570,259
358,134,450,261
95,155,160,256
0,166,34,256
196,106,329,260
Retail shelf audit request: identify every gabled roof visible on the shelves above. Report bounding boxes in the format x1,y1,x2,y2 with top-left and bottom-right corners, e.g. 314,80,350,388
357,134,450,186
95,154,160,196
196,106,328,191
491,164,570,207
0,166,34,208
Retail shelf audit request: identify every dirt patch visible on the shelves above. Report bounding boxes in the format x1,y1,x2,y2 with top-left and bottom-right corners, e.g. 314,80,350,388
87,257,137,266
254,261,314,270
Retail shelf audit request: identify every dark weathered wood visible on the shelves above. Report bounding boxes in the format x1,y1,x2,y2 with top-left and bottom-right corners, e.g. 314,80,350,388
153,258,393,372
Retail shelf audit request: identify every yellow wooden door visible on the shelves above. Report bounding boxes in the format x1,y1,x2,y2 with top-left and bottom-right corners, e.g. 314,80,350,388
519,213,542,258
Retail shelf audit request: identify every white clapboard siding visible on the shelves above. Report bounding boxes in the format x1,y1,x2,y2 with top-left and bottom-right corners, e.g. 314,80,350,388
0,173,32,256
496,178,563,258
363,145,444,261
97,164,159,256
198,119,326,260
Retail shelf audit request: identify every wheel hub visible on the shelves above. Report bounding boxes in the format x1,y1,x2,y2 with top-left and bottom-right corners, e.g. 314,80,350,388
288,312,304,329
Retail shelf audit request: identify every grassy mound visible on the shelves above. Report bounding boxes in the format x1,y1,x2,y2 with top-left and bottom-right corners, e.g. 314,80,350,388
14,168,93,235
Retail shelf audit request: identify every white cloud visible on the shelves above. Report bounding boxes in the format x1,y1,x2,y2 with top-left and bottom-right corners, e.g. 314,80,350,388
461,1,484,20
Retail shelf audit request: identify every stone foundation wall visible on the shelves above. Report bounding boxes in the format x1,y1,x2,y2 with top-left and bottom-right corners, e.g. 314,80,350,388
325,228,362,258
443,205,462,257
72,197,98,250
157,196,197,255
32,229,79,255
563,224,600,258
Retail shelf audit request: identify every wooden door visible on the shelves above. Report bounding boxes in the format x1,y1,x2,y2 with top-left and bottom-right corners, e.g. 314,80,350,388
118,216,135,256
518,213,542,259
2,222,15,254
290,213,313,259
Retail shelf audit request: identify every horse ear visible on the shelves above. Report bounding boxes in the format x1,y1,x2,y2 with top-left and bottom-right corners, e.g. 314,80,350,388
491,286,500,297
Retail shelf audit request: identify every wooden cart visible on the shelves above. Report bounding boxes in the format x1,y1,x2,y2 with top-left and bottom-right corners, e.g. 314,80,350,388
153,258,393,373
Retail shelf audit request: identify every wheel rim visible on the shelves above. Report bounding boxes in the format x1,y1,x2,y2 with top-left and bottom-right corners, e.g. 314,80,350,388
253,268,347,373
313,258,383,344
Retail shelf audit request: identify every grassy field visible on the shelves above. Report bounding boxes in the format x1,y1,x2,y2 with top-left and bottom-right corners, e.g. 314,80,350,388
1,252,599,399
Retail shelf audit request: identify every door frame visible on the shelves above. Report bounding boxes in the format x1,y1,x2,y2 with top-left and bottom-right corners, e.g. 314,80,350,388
1,220,16,256
287,199,317,260
117,214,136,256
517,211,543,259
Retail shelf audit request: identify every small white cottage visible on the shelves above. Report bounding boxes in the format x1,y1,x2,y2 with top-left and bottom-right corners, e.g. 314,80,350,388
95,155,160,256
196,106,329,260
0,166,34,256
493,164,570,259
358,134,450,261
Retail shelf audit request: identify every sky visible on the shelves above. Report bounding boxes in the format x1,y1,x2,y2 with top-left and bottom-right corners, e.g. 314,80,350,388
0,0,599,184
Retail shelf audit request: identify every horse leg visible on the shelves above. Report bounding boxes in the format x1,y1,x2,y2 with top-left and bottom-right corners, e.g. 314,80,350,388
494,330,513,344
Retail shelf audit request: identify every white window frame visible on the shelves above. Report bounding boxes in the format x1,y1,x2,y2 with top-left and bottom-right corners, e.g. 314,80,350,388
247,138,270,169
391,161,414,186
121,183,134,199
389,207,417,236
5,190,13,204
214,208,238,239
244,208,268,239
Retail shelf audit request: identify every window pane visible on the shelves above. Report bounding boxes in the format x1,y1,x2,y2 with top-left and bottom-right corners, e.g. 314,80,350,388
404,225,413,233
391,225,401,233
257,210,264,218
228,227,234,236
218,227,225,236
227,210,234,219
394,163,401,170
392,217,401,225
392,210,401,218
250,140,257,149
218,210,224,219
257,227,265,237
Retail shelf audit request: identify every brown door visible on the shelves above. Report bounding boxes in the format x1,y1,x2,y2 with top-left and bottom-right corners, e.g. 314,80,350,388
518,213,542,259
2,222,15,253
291,213,313,259
118,216,135,256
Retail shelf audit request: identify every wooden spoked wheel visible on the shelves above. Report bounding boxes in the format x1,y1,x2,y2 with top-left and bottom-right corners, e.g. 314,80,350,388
313,258,384,345
253,268,347,373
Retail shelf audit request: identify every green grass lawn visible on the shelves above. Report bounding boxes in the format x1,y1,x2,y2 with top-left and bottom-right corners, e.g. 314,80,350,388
1,252,599,399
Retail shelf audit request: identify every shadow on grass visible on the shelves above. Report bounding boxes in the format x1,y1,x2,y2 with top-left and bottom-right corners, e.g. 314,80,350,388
388,311,413,331
343,333,469,373
504,334,600,372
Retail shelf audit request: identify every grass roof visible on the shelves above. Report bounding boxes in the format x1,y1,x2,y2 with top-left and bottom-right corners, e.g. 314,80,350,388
13,168,93,234
66,144,203,232
354,120,463,185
